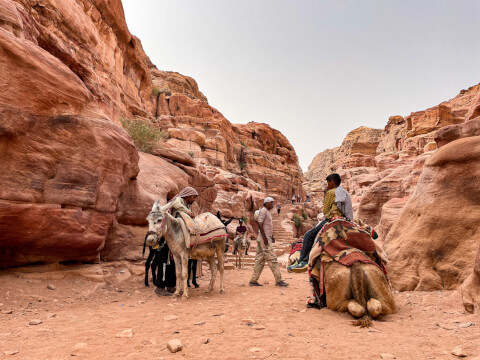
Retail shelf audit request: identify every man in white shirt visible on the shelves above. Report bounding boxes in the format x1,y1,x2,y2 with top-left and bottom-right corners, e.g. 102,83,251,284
249,197,288,287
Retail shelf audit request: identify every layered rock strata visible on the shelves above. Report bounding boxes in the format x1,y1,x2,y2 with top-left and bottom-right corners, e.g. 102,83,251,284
0,0,305,267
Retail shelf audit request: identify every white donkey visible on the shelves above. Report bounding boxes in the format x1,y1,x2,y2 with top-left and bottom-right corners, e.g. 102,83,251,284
234,235,248,269
146,200,226,299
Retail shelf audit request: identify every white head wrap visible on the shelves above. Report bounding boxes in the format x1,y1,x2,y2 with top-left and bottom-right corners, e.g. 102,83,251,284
176,187,199,198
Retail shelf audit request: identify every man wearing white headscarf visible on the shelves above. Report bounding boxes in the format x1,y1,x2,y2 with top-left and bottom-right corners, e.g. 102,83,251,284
249,197,288,287
170,186,199,217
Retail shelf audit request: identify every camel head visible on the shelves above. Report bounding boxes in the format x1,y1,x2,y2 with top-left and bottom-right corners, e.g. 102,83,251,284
145,200,169,246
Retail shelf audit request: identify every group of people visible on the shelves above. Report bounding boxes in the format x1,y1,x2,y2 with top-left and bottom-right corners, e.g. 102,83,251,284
150,172,354,295
291,193,312,204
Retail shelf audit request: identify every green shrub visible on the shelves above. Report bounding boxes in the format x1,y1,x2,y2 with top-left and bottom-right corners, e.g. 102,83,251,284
188,151,194,157
120,118,169,153
240,140,248,148
302,209,308,220
239,160,246,170
151,86,171,97
242,216,248,224
293,214,303,228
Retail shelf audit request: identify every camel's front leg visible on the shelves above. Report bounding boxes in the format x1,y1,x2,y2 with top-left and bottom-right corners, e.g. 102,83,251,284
181,252,189,299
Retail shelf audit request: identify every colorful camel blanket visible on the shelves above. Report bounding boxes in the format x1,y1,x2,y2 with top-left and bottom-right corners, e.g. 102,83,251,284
177,212,227,247
289,240,303,256
308,218,386,297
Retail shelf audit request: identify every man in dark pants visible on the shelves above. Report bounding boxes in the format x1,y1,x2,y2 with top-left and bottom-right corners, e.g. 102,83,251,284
288,173,352,273
287,219,327,273
154,239,176,296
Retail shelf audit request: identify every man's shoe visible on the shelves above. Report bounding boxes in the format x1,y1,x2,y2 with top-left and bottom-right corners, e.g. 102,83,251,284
249,281,263,287
291,261,308,273
287,260,298,272
275,280,289,287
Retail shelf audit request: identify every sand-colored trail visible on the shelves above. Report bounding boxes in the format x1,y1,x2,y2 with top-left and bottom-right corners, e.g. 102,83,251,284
0,264,479,359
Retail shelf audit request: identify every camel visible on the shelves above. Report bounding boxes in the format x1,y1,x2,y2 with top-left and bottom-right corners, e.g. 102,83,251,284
323,258,396,327
146,201,226,299
234,235,248,269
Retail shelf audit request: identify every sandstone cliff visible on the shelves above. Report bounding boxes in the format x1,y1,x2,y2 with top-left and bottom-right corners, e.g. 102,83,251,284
304,83,480,309
0,0,305,267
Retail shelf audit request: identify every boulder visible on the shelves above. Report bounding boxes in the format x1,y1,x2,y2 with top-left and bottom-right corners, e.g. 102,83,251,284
385,136,480,291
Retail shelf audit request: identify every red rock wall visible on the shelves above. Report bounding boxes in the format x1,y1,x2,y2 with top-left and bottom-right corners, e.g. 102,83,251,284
0,0,305,267
385,135,480,292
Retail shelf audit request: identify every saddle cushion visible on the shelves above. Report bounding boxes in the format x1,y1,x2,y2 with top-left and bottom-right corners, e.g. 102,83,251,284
178,212,225,235
190,228,228,248
177,212,227,248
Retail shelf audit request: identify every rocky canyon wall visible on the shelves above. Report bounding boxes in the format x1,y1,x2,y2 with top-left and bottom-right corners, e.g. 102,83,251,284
305,83,480,311
0,0,305,268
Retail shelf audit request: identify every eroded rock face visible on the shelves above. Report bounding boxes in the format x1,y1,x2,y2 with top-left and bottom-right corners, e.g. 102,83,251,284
305,126,382,198
305,83,480,295
385,136,480,291
0,0,144,266
461,241,480,313
0,0,306,267
150,70,306,220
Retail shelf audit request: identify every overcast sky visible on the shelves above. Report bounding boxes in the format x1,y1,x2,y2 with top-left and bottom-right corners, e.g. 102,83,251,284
123,0,480,171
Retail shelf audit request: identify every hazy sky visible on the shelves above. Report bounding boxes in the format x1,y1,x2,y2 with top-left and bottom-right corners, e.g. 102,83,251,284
123,0,480,171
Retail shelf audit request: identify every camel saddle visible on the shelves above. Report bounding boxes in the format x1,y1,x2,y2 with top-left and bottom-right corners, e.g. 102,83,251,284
177,212,227,248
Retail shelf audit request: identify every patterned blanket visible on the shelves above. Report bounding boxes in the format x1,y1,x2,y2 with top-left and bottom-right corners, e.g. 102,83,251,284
177,212,227,247
308,218,386,297
289,240,303,256
178,212,225,235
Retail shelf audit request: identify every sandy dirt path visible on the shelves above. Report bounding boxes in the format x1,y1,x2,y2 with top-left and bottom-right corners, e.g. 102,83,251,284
0,264,479,360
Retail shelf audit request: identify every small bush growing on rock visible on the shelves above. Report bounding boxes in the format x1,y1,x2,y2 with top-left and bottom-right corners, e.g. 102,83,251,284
151,86,171,97
188,151,194,157
120,118,169,153
240,141,248,148
293,214,303,228
239,160,246,170
242,216,248,224
302,209,308,220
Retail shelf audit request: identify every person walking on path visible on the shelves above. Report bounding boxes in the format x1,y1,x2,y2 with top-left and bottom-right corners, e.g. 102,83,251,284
276,203,281,215
249,197,289,287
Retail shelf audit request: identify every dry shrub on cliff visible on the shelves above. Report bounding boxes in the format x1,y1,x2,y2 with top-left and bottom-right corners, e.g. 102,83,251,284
120,118,169,153
302,209,308,220
151,86,171,97
293,214,303,228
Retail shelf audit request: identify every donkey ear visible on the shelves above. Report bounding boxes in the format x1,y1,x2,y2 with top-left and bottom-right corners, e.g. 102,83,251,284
152,200,161,212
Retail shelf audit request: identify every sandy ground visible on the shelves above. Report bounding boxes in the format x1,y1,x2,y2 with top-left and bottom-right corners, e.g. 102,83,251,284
0,263,479,360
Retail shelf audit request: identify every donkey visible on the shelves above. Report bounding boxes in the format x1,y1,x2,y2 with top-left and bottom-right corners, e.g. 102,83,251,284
234,235,248,269
146,201,226,299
